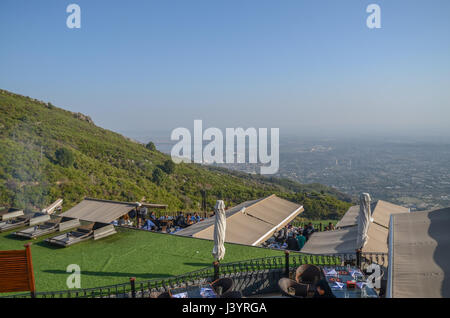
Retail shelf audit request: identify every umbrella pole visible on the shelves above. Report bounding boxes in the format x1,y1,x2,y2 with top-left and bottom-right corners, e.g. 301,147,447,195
213,261,220,281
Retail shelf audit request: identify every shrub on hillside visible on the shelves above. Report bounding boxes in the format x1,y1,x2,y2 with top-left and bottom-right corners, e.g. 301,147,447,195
152,167,165,185
162,159,176,174
145,141,156,151
55,147,74,168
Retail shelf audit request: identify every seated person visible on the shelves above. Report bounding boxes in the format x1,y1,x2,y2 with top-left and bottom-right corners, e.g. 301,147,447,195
313,279,336,298
142,219,156,231
286,233,300,251
296,232,306,250
149,212,161,228
175,212,188,227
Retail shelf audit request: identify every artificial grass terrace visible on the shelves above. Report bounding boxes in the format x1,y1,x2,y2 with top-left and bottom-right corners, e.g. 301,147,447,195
0,227,284,293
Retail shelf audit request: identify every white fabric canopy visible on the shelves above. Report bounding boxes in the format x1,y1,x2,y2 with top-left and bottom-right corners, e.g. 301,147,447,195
388,208,450,298
212,200,226,261
356,193,373,250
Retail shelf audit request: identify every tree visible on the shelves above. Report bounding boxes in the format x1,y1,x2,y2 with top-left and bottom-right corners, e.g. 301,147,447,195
152,167,165,185
145,141,156,151
55,148,74,168
163,159,175,174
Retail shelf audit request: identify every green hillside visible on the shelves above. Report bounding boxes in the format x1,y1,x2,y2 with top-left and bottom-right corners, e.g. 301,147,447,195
0,89,351,219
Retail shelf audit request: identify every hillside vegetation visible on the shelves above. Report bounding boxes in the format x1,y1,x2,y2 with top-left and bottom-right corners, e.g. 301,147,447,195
0,89,351,219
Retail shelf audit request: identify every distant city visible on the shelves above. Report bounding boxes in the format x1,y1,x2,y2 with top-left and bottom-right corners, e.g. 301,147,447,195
275,137,450,211
124,131,450,212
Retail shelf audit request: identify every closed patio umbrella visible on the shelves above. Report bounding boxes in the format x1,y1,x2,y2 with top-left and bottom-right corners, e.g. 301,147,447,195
356,193,373,250
212,200,226,261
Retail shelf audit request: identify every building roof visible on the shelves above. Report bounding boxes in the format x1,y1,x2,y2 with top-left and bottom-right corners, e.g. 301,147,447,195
301,226,359,254
303,199,409,255
176,195,303,246
61,198,137,223
363,222,389,253
371,200,409,228
174,198,262,237
388,208,450,298
140,202,168,209
335,205,359,228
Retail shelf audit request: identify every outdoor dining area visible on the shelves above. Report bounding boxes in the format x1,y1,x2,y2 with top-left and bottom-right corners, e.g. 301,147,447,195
278,264,378,298
143,261,380,299
149,277,241,298
2,193,448,299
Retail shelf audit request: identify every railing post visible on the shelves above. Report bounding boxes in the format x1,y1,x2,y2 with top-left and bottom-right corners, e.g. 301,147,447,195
356,249,362,268
130,277,136,298
213,261,220,281
284,250,290,278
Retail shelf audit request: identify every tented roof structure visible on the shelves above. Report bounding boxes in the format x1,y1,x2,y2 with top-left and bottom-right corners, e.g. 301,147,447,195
302,200,409,254
176,195,303,246
140,202,168,209
371,200,409,228
387,208,450,298
335,205,359,229
61,198,137,223
301,226,358,254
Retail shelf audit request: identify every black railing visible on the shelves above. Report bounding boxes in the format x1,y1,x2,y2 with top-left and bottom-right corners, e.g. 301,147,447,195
2,252,387,298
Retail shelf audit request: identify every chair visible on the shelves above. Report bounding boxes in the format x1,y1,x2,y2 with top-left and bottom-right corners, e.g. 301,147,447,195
221,290,243,298
295,264,321,286
278,278,308,298
211,277,234,296
156,291,171,298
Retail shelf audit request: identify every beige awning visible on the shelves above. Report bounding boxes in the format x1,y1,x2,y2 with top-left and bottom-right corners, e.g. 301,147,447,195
301,226,359,254
363,222,389,253
371,200,409,228
61,198,137,223
140,203,168,209
176,195,303,246
388,208,450,298
336,205,359,229
304,199,409,255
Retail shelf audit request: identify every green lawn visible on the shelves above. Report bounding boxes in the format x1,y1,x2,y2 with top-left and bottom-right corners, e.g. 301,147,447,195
0,227,283,293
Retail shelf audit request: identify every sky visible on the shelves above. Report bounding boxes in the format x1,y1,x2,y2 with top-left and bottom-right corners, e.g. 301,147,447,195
1,0,450,140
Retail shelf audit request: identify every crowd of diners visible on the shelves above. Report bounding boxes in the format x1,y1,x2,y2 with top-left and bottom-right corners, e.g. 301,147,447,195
113,207,207,233
263,222,335,251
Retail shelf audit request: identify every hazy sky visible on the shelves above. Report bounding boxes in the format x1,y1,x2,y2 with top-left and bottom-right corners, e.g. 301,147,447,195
1,0,449,139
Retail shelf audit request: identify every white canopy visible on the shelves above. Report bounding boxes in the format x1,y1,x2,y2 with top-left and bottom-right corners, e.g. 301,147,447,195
387,208,450,298
356,193,373,250
212,200,226,261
